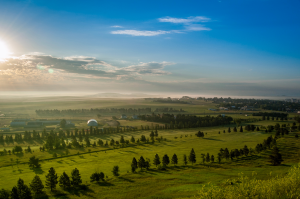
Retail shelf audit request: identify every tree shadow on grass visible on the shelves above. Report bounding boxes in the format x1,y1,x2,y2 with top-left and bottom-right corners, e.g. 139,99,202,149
203,138,224,141
118,176,135,183
66,185,95,197
52,190,70,199
31,167,45,174
97,181,114,186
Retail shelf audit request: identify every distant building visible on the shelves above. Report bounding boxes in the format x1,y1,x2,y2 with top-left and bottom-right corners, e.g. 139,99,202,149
221,114,225,117
10,122,27,127
208,108,216,111
120,114,127,119
132,115,138,119
87,119,98,126
0,128,10,132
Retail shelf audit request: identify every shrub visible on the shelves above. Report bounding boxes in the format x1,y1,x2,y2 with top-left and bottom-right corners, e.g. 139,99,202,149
196,163,300,199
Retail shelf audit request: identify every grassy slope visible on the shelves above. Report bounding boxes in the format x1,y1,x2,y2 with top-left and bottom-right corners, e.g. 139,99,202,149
0,121,299,198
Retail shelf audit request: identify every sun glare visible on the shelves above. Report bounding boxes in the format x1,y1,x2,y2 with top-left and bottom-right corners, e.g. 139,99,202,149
0,40,10,61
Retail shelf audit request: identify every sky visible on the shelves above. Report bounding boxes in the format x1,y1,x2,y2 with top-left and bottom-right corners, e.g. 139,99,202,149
0,0,299,97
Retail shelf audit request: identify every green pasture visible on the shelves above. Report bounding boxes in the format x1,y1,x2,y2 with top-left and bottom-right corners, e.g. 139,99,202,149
0,120,299,198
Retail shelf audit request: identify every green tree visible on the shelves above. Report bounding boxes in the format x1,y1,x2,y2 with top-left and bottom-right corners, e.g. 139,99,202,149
11,187,19,199
131,157,138,173
162,154,170,166
0,189,10,199
130,136,135,143
30,175,44,196
206,153,210,162
85,136,91,147
153,154,161,167
60,119,67,128
90,172,100,182
183,154,188,165
211,155,215,162
243,145,249,156
138,156,146,170
112,166,119,176
59,172,71,189
28,156,40,168
71,168,82,187
188,148,196,165
269,147,283,166
217,153,222,164
228,127,231,133
240,126,243,132
171,154,178,166
45,167,58,191
16,178,32,199
120,136,125,144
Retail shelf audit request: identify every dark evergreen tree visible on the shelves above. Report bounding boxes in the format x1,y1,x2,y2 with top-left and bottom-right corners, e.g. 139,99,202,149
206,153,210,162
240,126,243,132
59,172,71,189
30,175,44,196
28,156,40,168
138,156,146,170
16,178,32,199
269,147,283,166
130,136,135,143
183,154,188,165
11,187,18,199
162,154,170,166
233,127,237,132
153,154,161,167
0,189,10,199
71,168,82,187
131,157,138,172
112,166,119,176
188,148,196,165
228,127,231,133
171,154,178,166
211,155,214,162
243,145,249,156
45,167,58,191
217,153,222,164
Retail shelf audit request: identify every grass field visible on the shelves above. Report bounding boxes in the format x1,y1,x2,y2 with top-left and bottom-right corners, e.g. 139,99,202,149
0,97,299,198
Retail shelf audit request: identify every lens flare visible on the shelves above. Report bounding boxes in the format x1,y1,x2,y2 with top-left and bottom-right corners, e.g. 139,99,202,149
0,40,10,61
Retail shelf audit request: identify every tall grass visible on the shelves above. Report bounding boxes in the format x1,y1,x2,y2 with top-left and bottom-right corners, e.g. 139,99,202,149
196,163,300,199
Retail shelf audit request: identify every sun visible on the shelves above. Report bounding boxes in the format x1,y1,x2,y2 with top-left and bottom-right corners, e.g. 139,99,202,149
0,40,10,61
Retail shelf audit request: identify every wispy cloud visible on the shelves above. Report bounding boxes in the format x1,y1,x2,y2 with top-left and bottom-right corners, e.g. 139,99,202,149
110,16,211,37
158,16,210,24
111,25,123,28
111,30,170,36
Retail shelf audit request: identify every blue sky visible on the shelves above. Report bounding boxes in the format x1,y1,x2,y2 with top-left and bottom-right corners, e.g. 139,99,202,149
0,0,299,96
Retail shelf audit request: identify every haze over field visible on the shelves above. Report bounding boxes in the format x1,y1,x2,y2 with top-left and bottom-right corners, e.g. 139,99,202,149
0,0,300,97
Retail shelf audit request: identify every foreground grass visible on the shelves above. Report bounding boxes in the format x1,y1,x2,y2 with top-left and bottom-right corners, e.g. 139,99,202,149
197,163,300,199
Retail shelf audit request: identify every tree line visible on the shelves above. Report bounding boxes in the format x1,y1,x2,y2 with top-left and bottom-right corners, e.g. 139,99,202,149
139,114,233,128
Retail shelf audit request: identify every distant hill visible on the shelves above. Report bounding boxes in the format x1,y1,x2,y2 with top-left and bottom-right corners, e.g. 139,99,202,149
89,93,159,98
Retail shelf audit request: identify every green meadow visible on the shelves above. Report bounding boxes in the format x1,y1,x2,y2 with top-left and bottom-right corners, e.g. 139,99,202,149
0,97,299,198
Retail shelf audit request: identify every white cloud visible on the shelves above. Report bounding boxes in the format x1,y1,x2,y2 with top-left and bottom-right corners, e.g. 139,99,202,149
111,25,123,28
158,16,210,24
185,24,211,31
111,30,170,36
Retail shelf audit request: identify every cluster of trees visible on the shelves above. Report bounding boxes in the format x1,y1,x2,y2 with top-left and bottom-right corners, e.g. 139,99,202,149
151,98,189,104
210,97,300,111
0,167,83,199
130,149,196,172
36,107,154,116
253,112,288,118
139,114,233,129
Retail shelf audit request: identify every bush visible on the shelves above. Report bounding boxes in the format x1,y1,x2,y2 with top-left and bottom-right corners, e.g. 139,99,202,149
196,163,300,199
